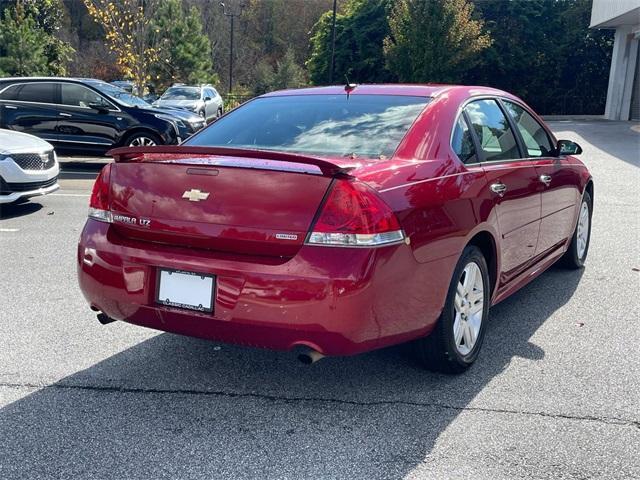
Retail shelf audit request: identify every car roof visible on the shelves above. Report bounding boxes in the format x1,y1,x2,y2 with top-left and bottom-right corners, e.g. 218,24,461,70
260,84,512,99
0,76,100,85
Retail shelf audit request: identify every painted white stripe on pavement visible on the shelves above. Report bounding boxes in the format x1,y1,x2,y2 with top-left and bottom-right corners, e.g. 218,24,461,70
50,193,90,197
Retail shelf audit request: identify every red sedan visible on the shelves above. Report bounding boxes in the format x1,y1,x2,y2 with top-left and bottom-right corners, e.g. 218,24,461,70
77,85,593,373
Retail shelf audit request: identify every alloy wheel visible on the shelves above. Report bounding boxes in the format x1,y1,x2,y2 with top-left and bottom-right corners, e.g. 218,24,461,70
453,262,484,356
129,136,157,147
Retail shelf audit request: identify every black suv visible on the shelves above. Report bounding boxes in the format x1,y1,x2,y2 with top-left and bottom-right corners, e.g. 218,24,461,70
0,77,206,155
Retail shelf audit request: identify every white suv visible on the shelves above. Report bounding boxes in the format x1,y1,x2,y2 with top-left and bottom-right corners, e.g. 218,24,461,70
0,129,59,204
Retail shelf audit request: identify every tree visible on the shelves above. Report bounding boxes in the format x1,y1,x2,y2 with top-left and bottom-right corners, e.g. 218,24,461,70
253,47,306,95
466,0,613,114
307,0,393,85
21,0,74,75
83,0,161,94
0,0,73,75
0,3,50,75
151,0,216,90
383,0,491,83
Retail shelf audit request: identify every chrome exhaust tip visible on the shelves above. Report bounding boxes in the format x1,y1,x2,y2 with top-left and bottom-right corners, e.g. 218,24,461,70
297,349,325,365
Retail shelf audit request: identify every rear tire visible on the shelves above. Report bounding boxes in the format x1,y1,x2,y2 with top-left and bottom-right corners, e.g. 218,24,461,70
560,191,592,269
414,245,490,374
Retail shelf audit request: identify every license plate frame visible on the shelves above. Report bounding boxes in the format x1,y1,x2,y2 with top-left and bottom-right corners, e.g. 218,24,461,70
155,268,215,313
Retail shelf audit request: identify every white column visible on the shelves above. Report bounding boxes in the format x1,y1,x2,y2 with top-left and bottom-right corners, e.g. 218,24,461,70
605,25,639,120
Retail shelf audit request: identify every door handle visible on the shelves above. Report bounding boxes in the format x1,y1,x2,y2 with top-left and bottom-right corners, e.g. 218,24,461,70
58,112,72,117
4,105,17,109
539,174,552,186
490,182,507,197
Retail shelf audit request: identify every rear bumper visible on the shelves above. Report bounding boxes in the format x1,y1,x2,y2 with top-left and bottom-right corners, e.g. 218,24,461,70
77,220,448,355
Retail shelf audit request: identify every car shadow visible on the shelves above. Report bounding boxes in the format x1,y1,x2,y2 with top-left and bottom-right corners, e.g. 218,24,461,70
0,200,42,220
0,267,584,479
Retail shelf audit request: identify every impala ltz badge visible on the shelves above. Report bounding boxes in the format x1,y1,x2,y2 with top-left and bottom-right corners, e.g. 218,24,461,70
182,189,210,202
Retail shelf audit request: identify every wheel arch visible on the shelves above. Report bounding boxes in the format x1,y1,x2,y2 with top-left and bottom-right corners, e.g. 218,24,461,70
584,178,594,204
120,127,164,147
466,230,499,299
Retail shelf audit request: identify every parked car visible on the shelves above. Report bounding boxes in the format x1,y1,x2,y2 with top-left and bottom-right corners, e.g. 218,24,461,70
77,84,592,373
110,80,136,94
153,84,224,122
0,77,206,155
0,128,59,204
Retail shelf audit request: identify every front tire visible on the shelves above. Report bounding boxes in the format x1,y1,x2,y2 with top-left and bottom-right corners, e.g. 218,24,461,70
560,191,592,269
125,132,161,148
414,245,490,373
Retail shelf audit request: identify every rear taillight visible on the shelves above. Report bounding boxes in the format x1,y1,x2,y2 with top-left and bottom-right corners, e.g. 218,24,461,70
88,164,112,223
306,180,405,247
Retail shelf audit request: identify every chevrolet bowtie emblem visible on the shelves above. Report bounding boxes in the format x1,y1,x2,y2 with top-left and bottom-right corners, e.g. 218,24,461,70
182,189,210,202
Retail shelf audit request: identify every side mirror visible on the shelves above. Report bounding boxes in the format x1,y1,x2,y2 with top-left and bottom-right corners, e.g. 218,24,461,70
557,139,582,156
89,102,110,113
203,96,212,102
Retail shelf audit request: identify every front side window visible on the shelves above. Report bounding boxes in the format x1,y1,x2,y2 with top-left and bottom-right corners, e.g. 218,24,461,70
451,115,478,164
88,81,148,108
16,83,56,104
60,84,110,108
502,100,554,157
185,94,429,159
0,84,21,100
464,99,519,162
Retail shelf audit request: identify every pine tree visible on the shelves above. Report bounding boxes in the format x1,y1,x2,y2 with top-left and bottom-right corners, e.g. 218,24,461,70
383,0,491,83
0,4,50,76
152,0,216,90
307,0,392,85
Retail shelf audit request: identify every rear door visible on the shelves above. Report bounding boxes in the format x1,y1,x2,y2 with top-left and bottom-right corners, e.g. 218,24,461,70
0,82,59,142
500,100,581,256
56,82,123,150
464,98,541,281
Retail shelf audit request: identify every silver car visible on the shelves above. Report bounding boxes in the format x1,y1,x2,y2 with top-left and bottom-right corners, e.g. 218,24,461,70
0,129,59,204
153,85,224,123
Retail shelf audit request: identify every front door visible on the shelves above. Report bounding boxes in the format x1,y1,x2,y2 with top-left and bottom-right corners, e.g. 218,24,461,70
464,98,541,281
55,83,122,151
500,99,581,256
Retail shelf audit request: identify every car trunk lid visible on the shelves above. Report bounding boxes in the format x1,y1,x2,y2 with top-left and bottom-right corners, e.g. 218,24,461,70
106,147,354,257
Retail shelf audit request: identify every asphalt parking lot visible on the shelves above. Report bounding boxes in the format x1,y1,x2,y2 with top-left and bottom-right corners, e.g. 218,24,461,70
1,120,638,479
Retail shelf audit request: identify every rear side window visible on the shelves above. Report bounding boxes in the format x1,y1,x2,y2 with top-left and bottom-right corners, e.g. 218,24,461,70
464,99,519,162
0,84,21,100
451,115,478,164
16,83,56,104
502,100,554,157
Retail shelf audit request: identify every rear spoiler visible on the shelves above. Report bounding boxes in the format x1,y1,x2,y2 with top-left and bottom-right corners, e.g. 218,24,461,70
108,146,354,177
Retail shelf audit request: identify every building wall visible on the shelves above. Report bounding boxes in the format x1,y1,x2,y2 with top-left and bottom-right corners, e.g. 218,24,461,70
591,0,640,28
591,0,640,120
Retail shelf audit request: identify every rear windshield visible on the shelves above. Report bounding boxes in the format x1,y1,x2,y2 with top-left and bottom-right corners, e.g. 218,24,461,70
185,94,429,159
